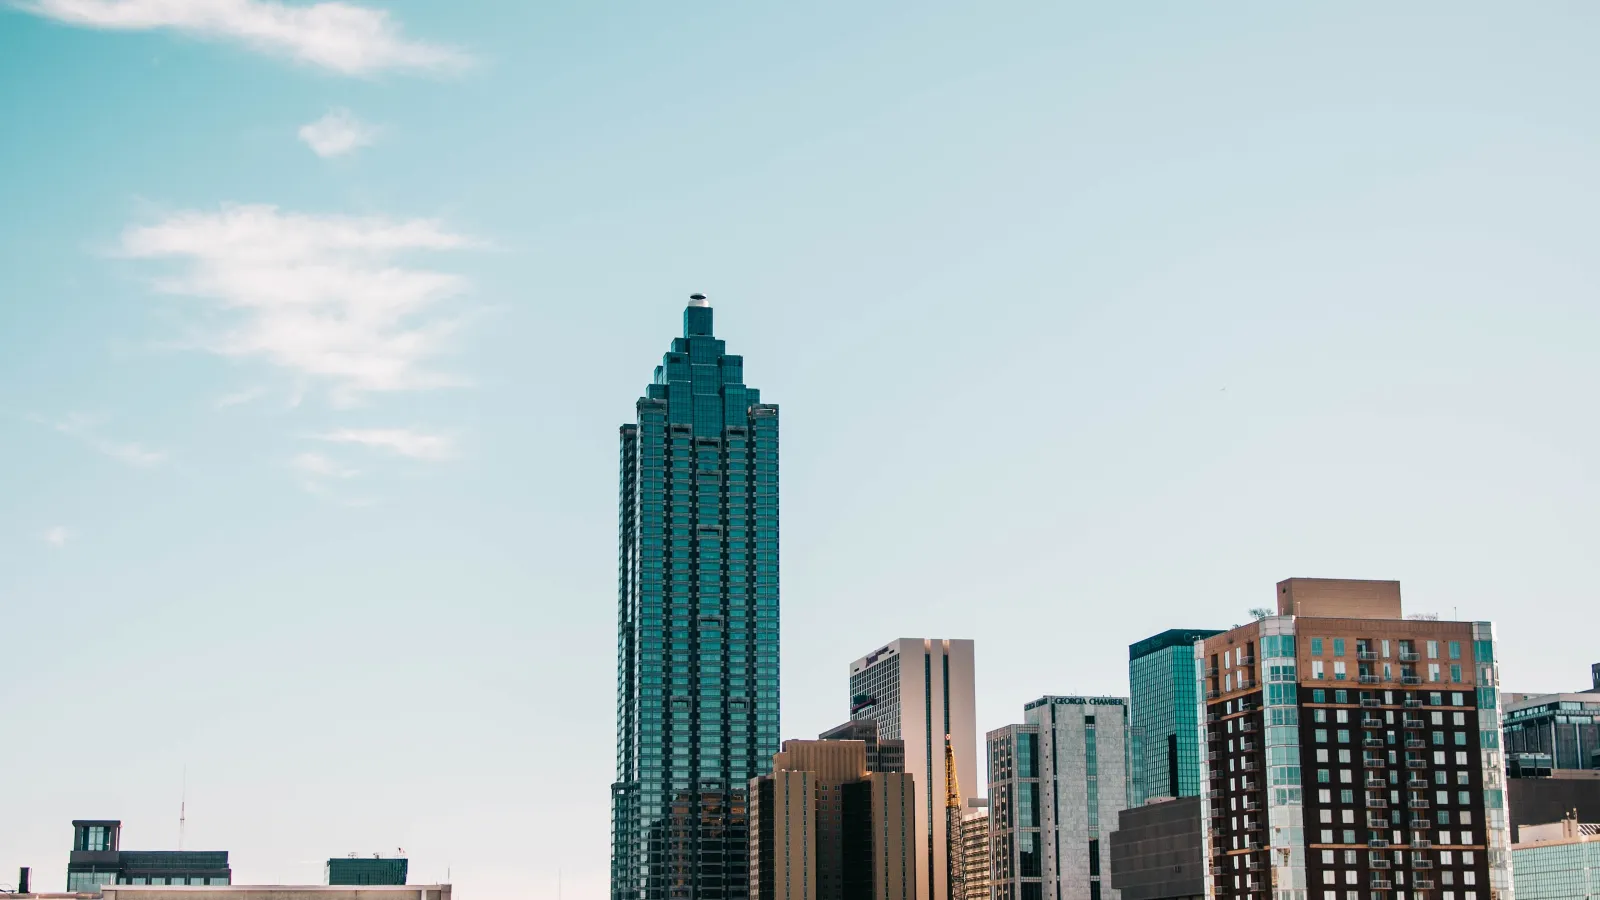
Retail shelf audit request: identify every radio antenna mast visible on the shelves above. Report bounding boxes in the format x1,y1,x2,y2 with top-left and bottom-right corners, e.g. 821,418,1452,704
179,767,187,850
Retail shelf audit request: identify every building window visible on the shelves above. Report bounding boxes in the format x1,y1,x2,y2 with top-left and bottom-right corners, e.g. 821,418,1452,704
1334,662,1348,680
1312,638,1325,656
1429,664,1441,682
1314,689,1327,703
1451,665,1463,682
1333,639,1346,657
1313,661,1326,680
1427,641,1439,659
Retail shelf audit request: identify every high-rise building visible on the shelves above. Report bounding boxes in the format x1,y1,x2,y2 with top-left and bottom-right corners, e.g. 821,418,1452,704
1129,629,1221,801
988,697,1142,900
65,820,231,892
1197,578,1514,900
327,857,408,885
749,739,917,900
820,719,906,774
612,296,781,900
848,639,978,900
959,806,991,900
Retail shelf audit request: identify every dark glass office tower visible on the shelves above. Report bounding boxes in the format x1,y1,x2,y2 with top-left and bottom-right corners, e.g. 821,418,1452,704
612,296,780,900
1128,628,1220,800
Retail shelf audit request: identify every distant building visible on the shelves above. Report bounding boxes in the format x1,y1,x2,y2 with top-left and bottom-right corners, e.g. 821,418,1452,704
988,696,1141,900
958,805,990,900
99,887,448,900
1511,814,1600,899
1196,578,1514,900
326,858,408,886
1107,797,1203,900
66,821,230,893
1128,629,1220,800
848,639,977,900
820,719,906,773
1503,663,1600,773
749,739,916,900
1507,769,1600,842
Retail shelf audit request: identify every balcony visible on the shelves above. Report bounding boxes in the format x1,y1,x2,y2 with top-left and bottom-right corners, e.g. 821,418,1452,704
1206,689,1221,700
1370,879,1393,890
1358,650,1380,661
1407,778,1428,789
1366,776,1387,788
1404,698,1422,708
1360,675,1383,685
1404,739,1426,750
1410,839,1433,849
1369,839,1390,849
1369,859,1392,870
1206,789,1224,800
1236,679,1258,691
1208,751,1223,762
1207,711,1221,723
1400,651,1421,662
1403,719,1426,730
1240,741,1258,753
1413,860,1435,870
1239,760,1259,772
1409,799,1431,810
1206,665,1219,677
1210,866,1226,877
1242,819,1263,831
1241,780,1259,791
1361,717,1385,729
1239,721,1259,733
1241,799,1262,811
1364,737,1386,749
1402,675,1423,685
1366,797,1389,809
1406,759,1428,769
1238,654,1255,665
1367,818,1390,830
1361,698,1383,708
1410,819,1433,830
1413,879,1435,890
1364,758,1387,769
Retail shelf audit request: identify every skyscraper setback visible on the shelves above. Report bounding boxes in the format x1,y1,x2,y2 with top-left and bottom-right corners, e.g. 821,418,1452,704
612,297,781,900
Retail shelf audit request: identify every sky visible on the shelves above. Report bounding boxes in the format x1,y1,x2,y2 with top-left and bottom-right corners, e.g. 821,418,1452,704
2,1,1599,896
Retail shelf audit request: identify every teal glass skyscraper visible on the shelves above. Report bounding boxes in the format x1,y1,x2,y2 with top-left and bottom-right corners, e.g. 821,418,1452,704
612,296,780,900
1127,628,1220,799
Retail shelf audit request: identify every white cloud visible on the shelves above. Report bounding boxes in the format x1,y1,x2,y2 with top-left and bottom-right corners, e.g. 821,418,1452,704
299,108,376,158
46,413,167,466
316,427,454,460
120,204,474,407
43,526,72,548
20,0,467,76
291,451,357,478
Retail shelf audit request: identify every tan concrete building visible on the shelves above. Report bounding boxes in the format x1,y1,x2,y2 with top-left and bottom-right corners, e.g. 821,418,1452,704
848,640,978,900
958,806,990,900
1198,578,1513,900
751,739,916,900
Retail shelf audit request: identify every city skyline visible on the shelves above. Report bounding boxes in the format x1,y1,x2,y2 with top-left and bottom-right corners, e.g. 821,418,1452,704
5,3,1600,900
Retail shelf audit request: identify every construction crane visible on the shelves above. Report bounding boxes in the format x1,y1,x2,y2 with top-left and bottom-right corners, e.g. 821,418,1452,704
945,735,965,900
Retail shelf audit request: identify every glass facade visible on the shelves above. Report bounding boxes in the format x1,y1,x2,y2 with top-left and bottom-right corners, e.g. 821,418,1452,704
1513,839,1600,900
612,300,780,900
1129,628,1220,799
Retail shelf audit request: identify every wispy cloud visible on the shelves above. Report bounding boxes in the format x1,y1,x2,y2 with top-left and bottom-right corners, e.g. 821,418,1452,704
216,386,267,408
291,451,358,478
19,0,468,76
120,204,474,407
43,526,72,548
44,413,167,466
316,427,454,461
299,108,376,158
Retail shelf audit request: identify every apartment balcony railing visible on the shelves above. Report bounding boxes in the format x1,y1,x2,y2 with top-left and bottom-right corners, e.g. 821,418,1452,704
1402,675,1423,685
1410,839,1433,849
1364,737,1386,749
1364,758,1387,769
1404,698,1422,708
1366,776,1387,788
1403,719,1426,729
1366,797,1389,809
1357,650,1380,661
1412,860,1435,870
1406,759,1428,769
1238,654,1255,665
1362,698,1383,708
1400,651,1421,662
1360,675,1383,685
1370,879,1393,890
1410,819,1433,830
1413,879,1435,890
1368,839,1390,849
1367,818,1390,830
1409,799,1431,810
1239,721,1259,733
1407,778,1428,789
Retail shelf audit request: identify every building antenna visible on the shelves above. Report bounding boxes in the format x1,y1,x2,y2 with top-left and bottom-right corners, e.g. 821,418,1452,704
179,766,187,850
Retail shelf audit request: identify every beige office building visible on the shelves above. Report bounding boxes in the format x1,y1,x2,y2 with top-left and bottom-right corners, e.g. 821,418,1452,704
958,806,991,900
750,740,917,900
848,639,978,900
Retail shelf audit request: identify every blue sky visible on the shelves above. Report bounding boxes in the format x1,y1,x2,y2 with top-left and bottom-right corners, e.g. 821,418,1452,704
3,1,1599,896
